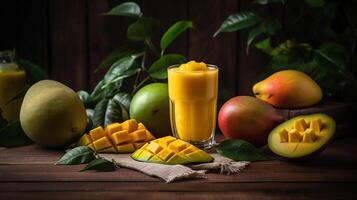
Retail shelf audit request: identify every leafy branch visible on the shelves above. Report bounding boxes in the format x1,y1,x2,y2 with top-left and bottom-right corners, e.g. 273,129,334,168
214,0,357,100
80,2,193,128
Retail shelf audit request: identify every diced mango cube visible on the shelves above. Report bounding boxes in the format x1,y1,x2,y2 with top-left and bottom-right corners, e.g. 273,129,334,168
76,119,156,154
121,119,138,133
131,149,143,158
137,150,153,160
302,128,316,143
279,129,289,143
146,142,163,154
288,129,302,143
158,136,176,147
167,153,187,165
168,140,187,152
131,136,213,165
89,126,106,141
99,146,117,153
137,123,146,130
310,118,322,133
105,123,122,135
117,143,135,153
157,148,175,161
133,142,145,149
130,129,147,142
93,137,112,150
78,134,92,146
88,143,95,151
111,130,130,145
145,130,155,141
182,146,196,154
149,155,163,162
294,119,308,132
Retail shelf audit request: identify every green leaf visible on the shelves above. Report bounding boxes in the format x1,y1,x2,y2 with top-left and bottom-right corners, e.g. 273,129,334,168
85,109,95,133
214,12,261,37
56,146,96,165
0,121,33,148
255,38,273,54
96,43,145,71
4,84,29,106
90,80,106,103
216,139,270,161
18,59,48,84
102,68,140,90
103,55,141,86
254,0,285,4
105,2,142,18
148,54,186,79
104,93,130,126
111,92,132,111
92,99,109,127
90,55,141,103
77,90,95,108
160,21,193,52
127,17,160,41
247,20,281,53
305,0,325,7
80,158,116,172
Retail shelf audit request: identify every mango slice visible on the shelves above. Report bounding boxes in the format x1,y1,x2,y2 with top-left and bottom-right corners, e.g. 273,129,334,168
131,136,213,165
77,119,155,153
268,113,336,159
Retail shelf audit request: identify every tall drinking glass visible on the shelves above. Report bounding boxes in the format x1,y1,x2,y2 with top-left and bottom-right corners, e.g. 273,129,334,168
168,64,218,149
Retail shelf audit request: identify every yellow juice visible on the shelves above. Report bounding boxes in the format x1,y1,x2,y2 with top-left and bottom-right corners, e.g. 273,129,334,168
168,61,218,146
0,63,27,121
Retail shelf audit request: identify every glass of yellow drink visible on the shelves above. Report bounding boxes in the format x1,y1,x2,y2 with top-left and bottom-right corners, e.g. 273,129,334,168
0,50,27,122
168,61,218,149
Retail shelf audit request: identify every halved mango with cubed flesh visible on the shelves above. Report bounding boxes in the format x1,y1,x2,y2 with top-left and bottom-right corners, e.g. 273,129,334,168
131,136,213,165
268,113,335,159
77,119,155,153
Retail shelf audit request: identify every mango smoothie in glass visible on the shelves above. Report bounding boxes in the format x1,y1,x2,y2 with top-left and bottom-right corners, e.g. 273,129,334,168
0,51,27,122
168,61,218,149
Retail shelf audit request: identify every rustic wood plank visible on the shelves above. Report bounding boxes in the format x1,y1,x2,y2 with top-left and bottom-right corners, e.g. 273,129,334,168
49,0,88,90
1,136,356,183
1,163,356,182
188,0,238,102
0,183,356,200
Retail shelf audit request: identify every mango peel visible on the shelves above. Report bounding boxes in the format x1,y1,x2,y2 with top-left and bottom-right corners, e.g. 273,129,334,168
131,136,213,165
77,119,155,153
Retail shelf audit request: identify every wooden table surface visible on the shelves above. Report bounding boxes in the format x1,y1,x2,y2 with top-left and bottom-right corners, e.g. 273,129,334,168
1,136,357,200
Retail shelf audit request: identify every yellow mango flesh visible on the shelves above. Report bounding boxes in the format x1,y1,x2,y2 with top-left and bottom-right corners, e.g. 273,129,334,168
131,136,213,165
77,119,155,153
268,113,335,158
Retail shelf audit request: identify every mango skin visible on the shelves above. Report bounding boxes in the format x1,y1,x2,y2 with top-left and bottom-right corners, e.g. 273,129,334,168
253,70,323,109
20,80,87,148
268,113,335,159
218,96,283,147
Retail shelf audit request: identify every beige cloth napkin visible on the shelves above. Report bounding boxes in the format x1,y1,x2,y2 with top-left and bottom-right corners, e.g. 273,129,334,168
100,153,250,183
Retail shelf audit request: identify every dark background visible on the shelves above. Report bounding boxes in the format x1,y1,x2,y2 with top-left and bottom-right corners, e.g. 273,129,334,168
0,0,281,97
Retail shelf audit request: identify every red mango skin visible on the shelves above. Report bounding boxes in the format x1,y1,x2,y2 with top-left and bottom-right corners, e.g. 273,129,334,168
218,96,283,147
253,70,323,109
